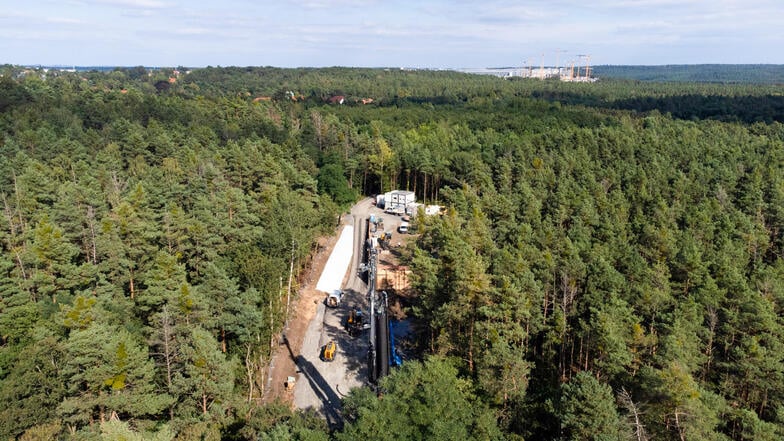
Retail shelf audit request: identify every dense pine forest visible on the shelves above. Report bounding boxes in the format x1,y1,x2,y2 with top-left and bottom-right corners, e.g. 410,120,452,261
1,65,784,440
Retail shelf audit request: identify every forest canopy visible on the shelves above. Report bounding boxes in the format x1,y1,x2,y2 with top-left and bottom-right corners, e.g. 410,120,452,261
1,65,784,440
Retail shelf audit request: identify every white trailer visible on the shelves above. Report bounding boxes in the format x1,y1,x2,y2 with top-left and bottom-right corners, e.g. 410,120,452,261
389,190,415,209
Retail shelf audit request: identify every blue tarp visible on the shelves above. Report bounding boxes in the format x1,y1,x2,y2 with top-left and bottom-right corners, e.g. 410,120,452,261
389,320,404,367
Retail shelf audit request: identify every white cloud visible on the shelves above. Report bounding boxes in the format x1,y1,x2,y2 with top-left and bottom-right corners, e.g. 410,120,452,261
473,5,561,24
45,17,85,24
172,27,213,36
284,0,380,8
90,0,172,9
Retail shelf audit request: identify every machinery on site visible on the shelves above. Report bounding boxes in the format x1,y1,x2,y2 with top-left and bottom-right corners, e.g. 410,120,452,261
325,289,343,308
357,214,405,385
367,215,384,236
345,307,368,337
364,247,390,382
378,231,393,250
321,341,337,362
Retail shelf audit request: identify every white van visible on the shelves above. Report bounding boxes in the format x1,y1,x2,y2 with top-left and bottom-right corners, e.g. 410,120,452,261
326,290,343,307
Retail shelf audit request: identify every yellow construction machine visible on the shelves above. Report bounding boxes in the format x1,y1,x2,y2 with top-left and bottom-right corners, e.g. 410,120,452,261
321,341,336,362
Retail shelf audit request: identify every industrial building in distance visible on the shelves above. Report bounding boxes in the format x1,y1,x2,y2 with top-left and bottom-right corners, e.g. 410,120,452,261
456,53,597,82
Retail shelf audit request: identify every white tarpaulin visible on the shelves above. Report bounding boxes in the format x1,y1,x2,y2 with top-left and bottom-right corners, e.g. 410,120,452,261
315,225,354,294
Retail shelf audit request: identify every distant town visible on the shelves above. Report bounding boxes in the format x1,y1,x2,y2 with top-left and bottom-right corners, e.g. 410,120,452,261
455,66,596,82
8,62,596,83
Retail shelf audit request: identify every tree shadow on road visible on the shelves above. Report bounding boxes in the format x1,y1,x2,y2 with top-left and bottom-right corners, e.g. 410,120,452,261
323,288,370,375
283,335,344,430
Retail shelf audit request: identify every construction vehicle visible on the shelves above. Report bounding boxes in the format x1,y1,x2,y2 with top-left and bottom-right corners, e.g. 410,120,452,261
378,231,393,250
345,308,368,337
368,214,384,234
326,289,343,308
321,341,336,362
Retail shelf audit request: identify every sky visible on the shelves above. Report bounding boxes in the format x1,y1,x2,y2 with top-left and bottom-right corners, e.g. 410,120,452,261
1,0,783,68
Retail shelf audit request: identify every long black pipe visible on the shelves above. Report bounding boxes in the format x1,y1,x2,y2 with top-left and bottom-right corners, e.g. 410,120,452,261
367,247,378,383
366,228,392,384
376,309,389,378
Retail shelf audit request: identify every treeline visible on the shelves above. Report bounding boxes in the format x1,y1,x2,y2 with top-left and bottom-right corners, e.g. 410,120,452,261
6,64,783,123
2,66,784,440
182,66,784,124
594,64,784,84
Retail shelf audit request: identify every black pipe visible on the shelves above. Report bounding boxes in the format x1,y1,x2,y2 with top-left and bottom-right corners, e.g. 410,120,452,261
376,310,389,378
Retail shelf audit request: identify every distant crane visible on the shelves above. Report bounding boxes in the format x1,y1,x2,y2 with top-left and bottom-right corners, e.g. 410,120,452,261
575,54,586,78
555,49,568,78
574,54,593,80
519,51,596,82
522,58,536,78
584,54,592,79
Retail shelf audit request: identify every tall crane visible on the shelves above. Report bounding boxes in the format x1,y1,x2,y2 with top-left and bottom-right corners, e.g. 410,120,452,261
575,54,593,81
576,54,586,79
555,49,568,78
523,58,537,78
584,54,592,79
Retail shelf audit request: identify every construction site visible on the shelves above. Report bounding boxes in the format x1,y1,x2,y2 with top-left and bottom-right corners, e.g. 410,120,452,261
270,195,422,427
457,51,597,82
